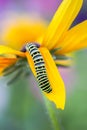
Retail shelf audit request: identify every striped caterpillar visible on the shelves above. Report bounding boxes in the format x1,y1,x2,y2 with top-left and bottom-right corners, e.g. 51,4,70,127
25,43,52,93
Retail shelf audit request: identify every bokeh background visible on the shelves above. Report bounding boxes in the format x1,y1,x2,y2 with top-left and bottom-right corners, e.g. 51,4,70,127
0,0,87,130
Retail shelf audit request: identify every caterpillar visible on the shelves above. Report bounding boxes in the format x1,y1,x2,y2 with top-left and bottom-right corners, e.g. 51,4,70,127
25,43,52,93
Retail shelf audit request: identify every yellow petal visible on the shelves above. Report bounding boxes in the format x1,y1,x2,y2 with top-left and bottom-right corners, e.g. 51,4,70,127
56,20,87,54
2,16,46,50
25,51,36,76
55,53,74,66
40,48,65,109
55,59,73,67
0,45,25,57
42,0,83,50
0,57,17,75
26,47,65,109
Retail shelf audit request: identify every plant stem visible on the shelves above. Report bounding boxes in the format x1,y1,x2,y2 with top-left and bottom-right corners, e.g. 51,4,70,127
43,96,60,130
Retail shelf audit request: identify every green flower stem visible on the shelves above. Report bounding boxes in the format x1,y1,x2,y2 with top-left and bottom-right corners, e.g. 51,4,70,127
43,95,61,130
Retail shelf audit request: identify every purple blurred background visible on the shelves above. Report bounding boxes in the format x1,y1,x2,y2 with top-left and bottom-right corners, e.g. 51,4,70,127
0,0,62,19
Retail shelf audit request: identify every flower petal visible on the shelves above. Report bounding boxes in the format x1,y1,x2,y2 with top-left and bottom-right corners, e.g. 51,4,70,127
0,45,25,57
26,47,65,109
56,20,87,54
0,57,17,75
2,16,46,50
55,59,73,67
42,0,83,50
25,51,36,76
40,48,65,109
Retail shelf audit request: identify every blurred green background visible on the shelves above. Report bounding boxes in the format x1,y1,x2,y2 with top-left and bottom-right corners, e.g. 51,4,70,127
0,0,87,130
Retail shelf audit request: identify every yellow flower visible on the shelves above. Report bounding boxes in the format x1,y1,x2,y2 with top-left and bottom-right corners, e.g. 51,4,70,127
0,0,87,110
